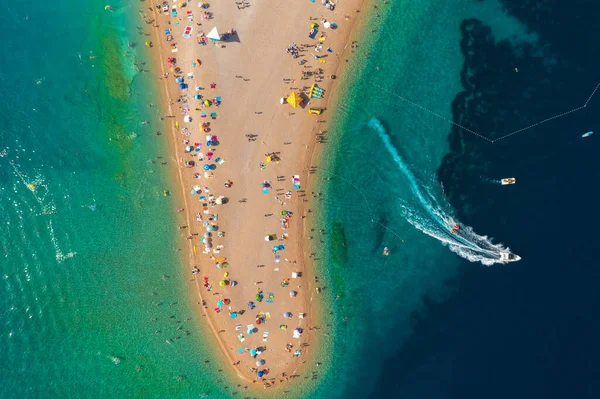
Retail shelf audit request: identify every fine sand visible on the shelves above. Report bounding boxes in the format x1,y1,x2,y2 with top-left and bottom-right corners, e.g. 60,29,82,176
144,0,365,389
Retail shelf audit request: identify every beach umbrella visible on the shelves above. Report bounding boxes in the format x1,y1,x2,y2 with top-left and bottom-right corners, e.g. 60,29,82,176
209,164,216,170
204,232,212,238
284,312,292,318
310,22,318,29
205,242,213,249
217,300,224,307
176,76,183,83
185,145,193,152
204,99,211,107
215,197,223,205
231,280,238,286
184,115,192,123
219,280,226,287
257,371,264,378
230,312,238,319
223,296,230,302
250,349,257,357
238,348,245,354
286,91,301,108
324,21,331,28
206,226,214,232
289,291,297,297
204,164,210,170
207,27,220,41
256,359,265,366
179,83,187,90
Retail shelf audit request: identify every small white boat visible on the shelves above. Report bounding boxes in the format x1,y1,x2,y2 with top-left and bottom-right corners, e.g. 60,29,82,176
582,131,593,138
499,252,521,262
501,178,516,185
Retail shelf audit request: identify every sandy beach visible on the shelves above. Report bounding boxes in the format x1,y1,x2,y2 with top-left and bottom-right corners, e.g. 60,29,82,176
143,0,366,389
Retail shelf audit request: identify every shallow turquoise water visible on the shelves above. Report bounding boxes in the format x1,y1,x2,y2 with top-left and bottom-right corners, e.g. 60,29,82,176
0,1,230,397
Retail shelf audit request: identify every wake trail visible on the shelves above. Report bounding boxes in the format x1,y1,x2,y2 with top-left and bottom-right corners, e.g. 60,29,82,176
368,117,512,266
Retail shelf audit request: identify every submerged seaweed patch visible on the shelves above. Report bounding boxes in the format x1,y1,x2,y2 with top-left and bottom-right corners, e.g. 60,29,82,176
330,221,348,298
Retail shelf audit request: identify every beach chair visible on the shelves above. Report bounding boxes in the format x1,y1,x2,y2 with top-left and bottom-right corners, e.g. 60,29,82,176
210,112,217,119
218,158,225,165
263,332,270,342
237,334,245,342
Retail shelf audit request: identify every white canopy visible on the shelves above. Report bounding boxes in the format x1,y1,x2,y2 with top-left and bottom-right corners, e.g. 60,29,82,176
207,27,220,41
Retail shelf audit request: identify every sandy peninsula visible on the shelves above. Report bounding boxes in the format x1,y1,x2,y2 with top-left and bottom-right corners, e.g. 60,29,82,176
144,0,366,390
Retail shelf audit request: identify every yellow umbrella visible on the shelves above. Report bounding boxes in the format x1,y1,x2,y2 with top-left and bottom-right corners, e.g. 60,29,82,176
286,91,301,108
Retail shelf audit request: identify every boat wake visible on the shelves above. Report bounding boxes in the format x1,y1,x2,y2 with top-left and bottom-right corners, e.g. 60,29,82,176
480,176,503,185
369,117,513,266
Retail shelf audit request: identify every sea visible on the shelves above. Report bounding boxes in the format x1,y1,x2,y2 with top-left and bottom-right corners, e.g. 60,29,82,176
2,0,599,398
304,0,600,398
0,0,229,397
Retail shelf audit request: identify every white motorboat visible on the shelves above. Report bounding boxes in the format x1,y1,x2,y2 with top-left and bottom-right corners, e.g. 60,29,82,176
499,252,521,262
501,178,516,185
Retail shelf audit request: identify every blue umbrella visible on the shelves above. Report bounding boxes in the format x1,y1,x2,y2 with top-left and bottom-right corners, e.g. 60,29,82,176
206,140,213,146
176,77,183,83
230,312,238,319
209,164,216,170
257,371,264,378
250,349,257,357
204,164,210,170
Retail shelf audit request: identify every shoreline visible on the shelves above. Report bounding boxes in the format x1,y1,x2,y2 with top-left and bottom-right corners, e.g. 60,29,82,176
143,0,370,393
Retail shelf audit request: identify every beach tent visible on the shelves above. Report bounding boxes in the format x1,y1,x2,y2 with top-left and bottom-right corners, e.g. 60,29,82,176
286,91,302,108
207,27,220,41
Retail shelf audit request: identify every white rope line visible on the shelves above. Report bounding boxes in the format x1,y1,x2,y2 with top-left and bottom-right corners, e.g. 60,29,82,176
372,83,494,143
492,106,585,142
584,81,600,107
319,168,406,243
370,80,599,144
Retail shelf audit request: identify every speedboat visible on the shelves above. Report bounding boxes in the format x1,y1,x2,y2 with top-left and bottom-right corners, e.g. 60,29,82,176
501,178,516,185
582,131,593,138
499,252,521,262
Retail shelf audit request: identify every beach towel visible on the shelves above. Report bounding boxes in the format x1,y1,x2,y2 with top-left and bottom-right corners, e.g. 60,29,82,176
292,175,301,189
218,158,225,165
210,112,217,119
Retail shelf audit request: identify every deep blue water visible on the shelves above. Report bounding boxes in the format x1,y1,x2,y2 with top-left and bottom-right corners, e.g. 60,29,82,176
359,1,600,398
